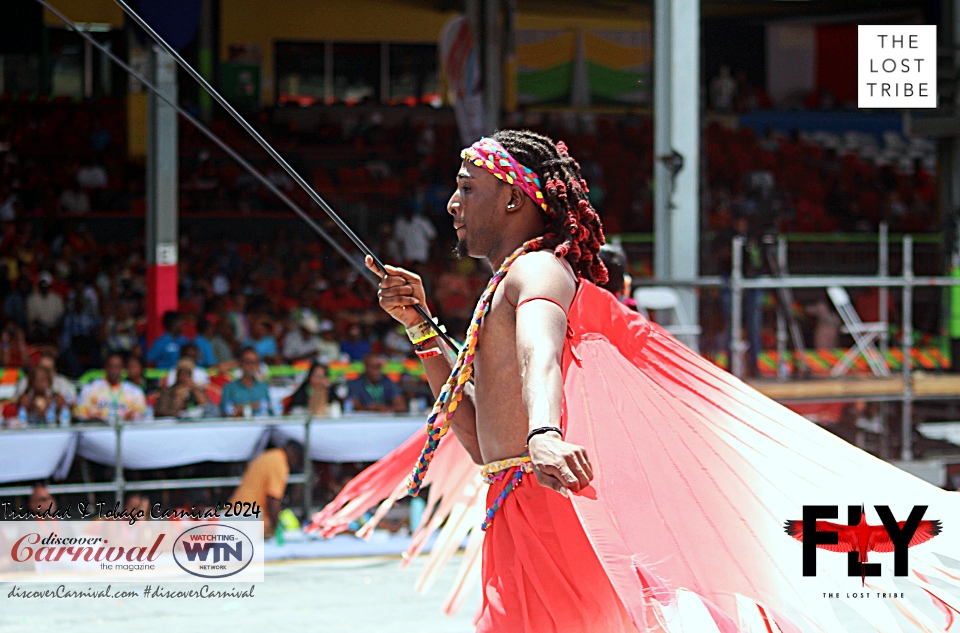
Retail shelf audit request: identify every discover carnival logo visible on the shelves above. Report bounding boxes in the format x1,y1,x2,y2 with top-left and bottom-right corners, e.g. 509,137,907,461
0,520,263,583
10,531,165,567
173,524,255,579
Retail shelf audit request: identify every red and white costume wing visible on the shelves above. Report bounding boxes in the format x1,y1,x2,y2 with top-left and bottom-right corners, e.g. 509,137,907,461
310,281,960,632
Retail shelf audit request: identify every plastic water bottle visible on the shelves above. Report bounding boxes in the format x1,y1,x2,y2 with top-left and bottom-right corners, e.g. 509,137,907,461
58,406,71,427
328,400,342,418
258,399,270,418
17,406,28,427
45,402,56,425
107,402,119,426
777,357,790,381
343,398,354,414
145,405,154,422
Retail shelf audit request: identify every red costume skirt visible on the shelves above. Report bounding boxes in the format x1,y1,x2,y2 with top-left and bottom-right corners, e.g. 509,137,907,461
476,464,639,633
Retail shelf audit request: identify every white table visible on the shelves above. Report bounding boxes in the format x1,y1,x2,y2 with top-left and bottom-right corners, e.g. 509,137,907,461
77,423,271,469
0,416,426,485
271,415,424,462
0,429,78,483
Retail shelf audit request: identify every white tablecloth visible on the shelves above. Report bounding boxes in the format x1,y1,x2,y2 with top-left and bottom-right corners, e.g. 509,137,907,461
271,415,424,462
77,424,270,469
0,416,425,483
0,430,78,483
918,422,960,446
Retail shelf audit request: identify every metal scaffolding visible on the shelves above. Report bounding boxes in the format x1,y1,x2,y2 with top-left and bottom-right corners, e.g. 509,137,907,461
638,231,960,462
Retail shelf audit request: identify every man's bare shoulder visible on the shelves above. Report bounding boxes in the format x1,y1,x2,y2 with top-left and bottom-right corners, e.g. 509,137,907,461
503,250,576,307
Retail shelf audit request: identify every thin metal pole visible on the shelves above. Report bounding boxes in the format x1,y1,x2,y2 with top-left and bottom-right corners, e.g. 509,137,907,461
879,222,889,356
731,236,744,378
303,415,313,520
36,0,377,290
901,236,914,461
114,418,125,505
878,222,891,459
109,0,454,349
636,275,960,290
776,236,788,380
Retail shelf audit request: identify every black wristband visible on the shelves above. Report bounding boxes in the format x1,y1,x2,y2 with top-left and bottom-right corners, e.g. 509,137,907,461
526,426,563,445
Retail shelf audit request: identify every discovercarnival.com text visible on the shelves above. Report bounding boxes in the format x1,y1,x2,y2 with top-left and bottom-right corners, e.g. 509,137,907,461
7,584,256,599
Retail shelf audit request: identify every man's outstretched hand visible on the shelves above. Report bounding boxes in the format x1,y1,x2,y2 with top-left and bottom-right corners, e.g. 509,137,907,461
527,432,593,495
365,255,431,329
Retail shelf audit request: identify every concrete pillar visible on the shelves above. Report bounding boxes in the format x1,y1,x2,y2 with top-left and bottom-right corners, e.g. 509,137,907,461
653,0,701,348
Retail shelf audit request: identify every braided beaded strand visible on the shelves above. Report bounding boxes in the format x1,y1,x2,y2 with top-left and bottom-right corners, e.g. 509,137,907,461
406,239,541,496
480,455,534,531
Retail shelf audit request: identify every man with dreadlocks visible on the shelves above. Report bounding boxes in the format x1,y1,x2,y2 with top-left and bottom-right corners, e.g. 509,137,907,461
312,130,960,633
365,130,635,632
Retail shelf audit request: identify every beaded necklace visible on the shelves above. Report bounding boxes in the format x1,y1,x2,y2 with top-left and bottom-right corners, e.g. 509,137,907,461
407,238,540,496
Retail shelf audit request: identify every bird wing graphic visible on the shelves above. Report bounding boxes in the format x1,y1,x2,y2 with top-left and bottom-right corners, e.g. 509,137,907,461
870,520,942,553
784,520,859,553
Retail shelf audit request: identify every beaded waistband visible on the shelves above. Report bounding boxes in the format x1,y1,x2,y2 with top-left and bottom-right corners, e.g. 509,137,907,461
480,453,532,531
481,455,532,483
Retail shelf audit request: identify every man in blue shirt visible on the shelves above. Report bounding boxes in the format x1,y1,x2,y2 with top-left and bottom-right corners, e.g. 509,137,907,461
221,347,272,417
346,353,405,413
340,323,371,362
243,316,279,364
192,318,218,368
146,311,187,369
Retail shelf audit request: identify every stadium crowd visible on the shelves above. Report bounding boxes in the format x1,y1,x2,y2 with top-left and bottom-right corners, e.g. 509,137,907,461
0,94,942,431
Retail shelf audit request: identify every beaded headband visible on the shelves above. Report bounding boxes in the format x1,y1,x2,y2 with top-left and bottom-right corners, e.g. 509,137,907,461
460,137,551,215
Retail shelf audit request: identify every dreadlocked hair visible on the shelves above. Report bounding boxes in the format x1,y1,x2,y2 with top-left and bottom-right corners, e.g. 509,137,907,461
492,129,608,285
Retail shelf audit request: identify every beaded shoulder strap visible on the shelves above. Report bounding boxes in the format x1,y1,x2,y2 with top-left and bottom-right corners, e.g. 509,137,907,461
407,239,540,495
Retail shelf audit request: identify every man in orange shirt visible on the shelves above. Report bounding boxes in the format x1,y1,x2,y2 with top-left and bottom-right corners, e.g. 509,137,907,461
228,441,303,536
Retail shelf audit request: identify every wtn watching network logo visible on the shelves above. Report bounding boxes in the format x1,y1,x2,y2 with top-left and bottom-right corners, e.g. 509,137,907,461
784,505,941,585
173,524,255,579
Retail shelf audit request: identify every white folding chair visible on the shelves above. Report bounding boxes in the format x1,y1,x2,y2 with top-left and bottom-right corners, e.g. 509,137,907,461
826,286,890,377
633,287,701,348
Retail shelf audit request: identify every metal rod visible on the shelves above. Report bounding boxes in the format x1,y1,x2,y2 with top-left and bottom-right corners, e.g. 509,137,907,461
0,475,311,498
36,0,378,289
80,458,96,505
901,235,914,461
877,226,892,457
633,276,960,290
125,476,246,491
657,276,960,288
303,414,314,519
0,482,119,497
0,415,420,436
114,416,125,505
730,235,744,378
879,222,890,356
110,0,456,349
776,236,788,381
